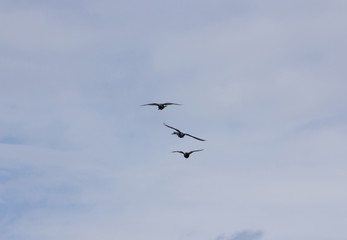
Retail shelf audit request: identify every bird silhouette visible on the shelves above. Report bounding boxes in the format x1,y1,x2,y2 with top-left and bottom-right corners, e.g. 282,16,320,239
141,102,181,110
172,149,204,158
163,123,206,141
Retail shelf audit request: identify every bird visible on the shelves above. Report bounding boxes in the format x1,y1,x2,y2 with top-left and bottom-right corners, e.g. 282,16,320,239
163,123,206,141
141,102,181,110
172,149,204,158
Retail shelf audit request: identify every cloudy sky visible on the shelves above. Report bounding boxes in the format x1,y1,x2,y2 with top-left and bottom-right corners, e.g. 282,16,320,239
1,0,347,239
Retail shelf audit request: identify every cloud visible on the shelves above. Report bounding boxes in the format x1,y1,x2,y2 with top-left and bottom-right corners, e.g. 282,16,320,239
1,0,347,240
216,231,263,240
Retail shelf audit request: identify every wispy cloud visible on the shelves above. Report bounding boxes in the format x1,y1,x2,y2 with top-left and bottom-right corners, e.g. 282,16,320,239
216,230,263,240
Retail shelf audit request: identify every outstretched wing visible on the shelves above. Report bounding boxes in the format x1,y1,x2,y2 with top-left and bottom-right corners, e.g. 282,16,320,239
163,123,180,132
141,103,159,106
189,149,204,154
163,102,181,106
186,133,206,141
172,151,185,154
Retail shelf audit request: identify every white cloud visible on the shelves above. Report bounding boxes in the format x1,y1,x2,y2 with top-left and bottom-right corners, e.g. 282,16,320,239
216,230,263,240
1,0,347,240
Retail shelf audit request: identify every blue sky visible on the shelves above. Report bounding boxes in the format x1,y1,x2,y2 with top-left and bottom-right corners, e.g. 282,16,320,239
1,0,347,239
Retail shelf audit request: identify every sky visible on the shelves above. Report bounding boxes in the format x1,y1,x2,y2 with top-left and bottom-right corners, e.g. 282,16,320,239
1,0,347,239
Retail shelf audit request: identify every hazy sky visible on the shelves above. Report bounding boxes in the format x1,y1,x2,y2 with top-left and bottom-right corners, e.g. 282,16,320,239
1,1,347,239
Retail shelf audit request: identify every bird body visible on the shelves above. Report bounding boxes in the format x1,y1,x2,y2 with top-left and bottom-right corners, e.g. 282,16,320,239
141,102,181,110
172,149,204,158
163,123,206,141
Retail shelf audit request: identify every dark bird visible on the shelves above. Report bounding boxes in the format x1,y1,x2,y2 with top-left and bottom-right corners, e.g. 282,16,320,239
172,149,204,158
163,123,206,141
141,102,181,110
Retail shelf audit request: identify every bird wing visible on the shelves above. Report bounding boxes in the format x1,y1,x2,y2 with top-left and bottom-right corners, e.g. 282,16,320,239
172,151,185,154
141,103,159,106
189,149,204,154
163,103,181,106
163,123,180,132
185,133,206,141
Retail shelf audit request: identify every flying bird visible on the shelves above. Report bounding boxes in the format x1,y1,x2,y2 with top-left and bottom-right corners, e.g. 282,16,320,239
163,123,206,141
172,149,204,158
141,102,181,110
